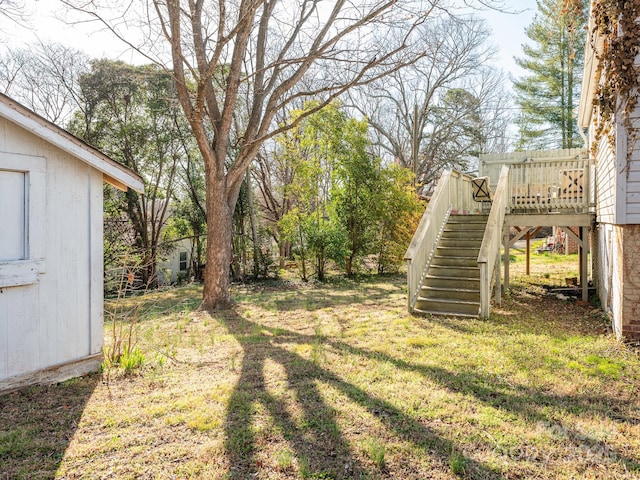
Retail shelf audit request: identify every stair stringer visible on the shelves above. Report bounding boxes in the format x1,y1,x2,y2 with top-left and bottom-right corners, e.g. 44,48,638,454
409,208,451,311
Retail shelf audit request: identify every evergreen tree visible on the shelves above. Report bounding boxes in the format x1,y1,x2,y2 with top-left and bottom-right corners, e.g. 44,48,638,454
513,0,587,150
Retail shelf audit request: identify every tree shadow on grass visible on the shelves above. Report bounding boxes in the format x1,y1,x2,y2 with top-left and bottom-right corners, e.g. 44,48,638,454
324,338,640,472
223,312,640,477
0,374,99,479
221,311,505,479
248,278,404,313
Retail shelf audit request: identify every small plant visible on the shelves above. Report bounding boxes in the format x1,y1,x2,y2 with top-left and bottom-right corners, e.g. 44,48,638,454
103,257,151,374
310,325,326,365
275,448,294,470
449,449,466,476
365,438,386,469
230,353,238,372
298,455,311,478
120,346,145,374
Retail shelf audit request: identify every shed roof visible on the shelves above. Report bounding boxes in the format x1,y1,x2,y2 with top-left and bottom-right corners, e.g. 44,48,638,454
0,93,144,192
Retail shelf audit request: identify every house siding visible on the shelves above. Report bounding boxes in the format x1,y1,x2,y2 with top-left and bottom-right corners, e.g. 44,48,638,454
625,109,640,222
593,224,623,336
592,122,617,224
157,238,193,284
0,118,103,383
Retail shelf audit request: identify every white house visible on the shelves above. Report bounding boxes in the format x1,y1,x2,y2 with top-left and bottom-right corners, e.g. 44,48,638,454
157,238,193,284
0,94,143,393
578,5,640,339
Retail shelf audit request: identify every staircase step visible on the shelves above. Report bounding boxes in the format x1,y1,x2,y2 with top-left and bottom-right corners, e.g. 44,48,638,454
423,276,480,289
448,214,488,222
439,238,483,248
428,265,480,278
441,229,485,239
431,255,478,267
415,297,480,316
413,308,480,318
420,286,480,302
436,246,481,257
411,213,488,318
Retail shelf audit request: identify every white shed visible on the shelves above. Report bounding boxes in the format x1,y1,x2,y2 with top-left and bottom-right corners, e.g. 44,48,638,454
0,94,143,393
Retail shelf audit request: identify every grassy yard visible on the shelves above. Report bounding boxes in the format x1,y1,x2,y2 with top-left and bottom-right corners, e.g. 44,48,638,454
1,253,640,479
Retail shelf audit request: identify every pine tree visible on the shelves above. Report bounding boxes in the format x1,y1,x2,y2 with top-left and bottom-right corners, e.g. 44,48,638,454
513,0,587,150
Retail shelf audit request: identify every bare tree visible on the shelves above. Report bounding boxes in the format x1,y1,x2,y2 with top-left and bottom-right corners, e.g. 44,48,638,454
473,67,514,154
61,0,505,310
347,15,501,182
0,42,89,124
0,0,29,28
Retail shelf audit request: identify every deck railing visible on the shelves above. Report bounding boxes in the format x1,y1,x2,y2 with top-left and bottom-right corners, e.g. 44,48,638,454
405,169,476,312
507,157,594,213
478,165,509,318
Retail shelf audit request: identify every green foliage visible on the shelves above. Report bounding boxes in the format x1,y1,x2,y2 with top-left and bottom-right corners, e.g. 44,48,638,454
276,102,418,279
0,429,32,458
69,59,191,288
276,102,358,280
119,346,145,374
330,113,381,276
275,448,294,470
373,164,423,274
513,0,588,150
422,88,485,174
449,449,467,476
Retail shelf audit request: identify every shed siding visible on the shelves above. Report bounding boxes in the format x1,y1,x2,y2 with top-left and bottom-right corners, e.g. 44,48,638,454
89,168,104,354
0,118,103,382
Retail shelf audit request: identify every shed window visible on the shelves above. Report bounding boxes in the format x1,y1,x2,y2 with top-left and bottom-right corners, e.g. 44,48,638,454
179,251,188,271
0,170,26,261
0,152,46,288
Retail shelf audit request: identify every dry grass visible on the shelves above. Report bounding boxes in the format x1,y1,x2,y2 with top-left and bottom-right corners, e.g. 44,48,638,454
1,257,640,479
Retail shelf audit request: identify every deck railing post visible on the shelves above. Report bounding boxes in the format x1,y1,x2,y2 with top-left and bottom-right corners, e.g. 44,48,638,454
478,165,509,318
480,262,488,318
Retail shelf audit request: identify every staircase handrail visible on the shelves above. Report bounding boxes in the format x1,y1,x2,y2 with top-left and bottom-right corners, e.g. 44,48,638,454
405,169,475,312
478,165,509,318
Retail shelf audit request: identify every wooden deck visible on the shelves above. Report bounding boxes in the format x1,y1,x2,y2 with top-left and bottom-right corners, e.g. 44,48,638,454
407,149,595,318
480,148,594,215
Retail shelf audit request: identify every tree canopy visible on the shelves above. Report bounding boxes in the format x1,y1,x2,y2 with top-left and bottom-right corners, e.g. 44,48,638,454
513,0,588,150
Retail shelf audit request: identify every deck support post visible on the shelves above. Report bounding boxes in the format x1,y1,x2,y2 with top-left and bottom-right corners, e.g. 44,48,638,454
560,225,589,302
526,231,531,275
580,226,588,302
503,229,510,292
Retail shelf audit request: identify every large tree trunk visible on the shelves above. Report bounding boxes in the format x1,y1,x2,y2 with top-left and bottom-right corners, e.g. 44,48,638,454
201,175,234,311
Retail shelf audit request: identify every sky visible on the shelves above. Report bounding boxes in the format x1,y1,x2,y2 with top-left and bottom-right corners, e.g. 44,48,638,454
479,0,538,79
1,1,539,79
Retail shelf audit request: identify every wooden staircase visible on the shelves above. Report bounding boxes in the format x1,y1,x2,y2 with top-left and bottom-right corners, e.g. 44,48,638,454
414,214,488,317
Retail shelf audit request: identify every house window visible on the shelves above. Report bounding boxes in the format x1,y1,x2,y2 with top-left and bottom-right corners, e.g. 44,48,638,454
0,152,46,288
179,251,188,271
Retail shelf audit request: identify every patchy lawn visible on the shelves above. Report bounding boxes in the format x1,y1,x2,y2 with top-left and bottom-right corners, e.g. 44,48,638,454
1,259,640,479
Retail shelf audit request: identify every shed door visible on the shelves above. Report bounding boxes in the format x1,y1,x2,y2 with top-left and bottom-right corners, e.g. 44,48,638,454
0,170,26,261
